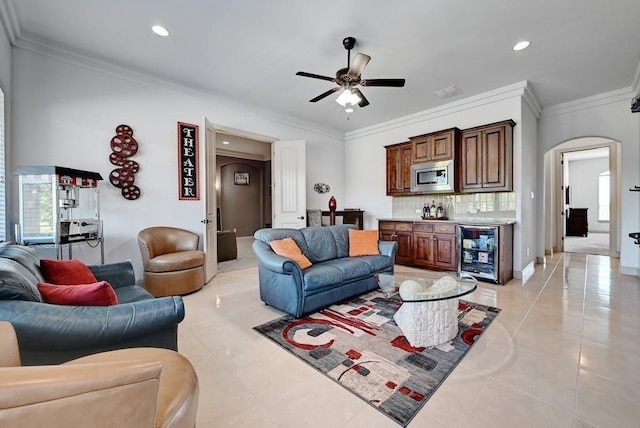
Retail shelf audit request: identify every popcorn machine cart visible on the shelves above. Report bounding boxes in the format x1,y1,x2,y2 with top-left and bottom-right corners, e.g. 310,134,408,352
15,166,104,262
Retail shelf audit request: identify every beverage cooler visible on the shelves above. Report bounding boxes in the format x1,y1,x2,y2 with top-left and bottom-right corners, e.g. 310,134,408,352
459,225,500,283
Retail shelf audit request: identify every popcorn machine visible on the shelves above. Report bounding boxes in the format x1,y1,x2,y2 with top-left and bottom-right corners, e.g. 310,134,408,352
15,166,104,262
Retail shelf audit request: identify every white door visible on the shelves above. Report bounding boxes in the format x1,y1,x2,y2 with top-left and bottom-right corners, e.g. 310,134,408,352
273,140,306,228
201,117,217,282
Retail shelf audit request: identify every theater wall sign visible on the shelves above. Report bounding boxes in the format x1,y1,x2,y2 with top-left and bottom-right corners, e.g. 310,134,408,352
177,122,199,200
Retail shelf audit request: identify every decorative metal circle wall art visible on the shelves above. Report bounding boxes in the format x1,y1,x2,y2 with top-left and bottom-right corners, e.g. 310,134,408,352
108,124,141,200
313,182,330,194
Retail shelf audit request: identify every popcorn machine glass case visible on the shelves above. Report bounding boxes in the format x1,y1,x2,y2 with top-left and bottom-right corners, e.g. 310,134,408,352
15,166,104,261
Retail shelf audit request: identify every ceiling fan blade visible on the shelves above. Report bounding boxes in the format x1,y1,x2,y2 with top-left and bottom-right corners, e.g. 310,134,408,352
361,78,406,87
352,88,370,107
309,87,340,102
296,71,336,82
347,53,371,77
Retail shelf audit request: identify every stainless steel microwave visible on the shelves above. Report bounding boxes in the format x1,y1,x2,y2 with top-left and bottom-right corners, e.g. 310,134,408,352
410,160,455,193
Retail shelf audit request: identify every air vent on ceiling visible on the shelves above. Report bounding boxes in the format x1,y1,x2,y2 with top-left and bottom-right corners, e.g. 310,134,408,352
433,85,462,100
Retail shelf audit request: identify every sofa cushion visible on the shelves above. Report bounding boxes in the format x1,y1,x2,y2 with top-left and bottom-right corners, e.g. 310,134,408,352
300,227,339,263
37,281,119,306
348,229,380,257
146,250,204,273
40,259,98,285
354,254,393,273
0,258,43,302
301,264,345,292
113,284,154,303
254,228,308,254
323,258,372,280
269,238,312,269
0,245,45,283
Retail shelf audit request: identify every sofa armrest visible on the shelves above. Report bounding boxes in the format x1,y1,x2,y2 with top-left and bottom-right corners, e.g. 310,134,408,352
0,297,184,358
0,360,161,426
252,240,302,275
88,261,136,289
378,240,398,259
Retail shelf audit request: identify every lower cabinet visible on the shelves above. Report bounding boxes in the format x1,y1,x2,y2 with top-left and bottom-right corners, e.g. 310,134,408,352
412,222,457,271
378,221,413,265
379,220,457,271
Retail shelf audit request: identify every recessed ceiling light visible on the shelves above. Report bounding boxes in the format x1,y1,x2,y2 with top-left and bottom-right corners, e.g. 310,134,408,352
513,41,530,51
152,25,170,37
222,141,230,145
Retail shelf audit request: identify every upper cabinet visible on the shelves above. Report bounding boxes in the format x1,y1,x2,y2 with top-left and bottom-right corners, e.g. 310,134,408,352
385,142,413,195
409,128,459,163
458,120,515,193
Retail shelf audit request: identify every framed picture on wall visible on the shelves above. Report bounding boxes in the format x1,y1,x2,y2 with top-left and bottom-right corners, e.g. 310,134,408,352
234,171,249,185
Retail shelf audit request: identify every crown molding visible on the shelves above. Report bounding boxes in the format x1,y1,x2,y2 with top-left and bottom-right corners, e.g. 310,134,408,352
632,59,640,95
13,35,345,141
540,87,635,119
216,148,269,161
522,84,542,118
0,0,20,45
345,81,530,141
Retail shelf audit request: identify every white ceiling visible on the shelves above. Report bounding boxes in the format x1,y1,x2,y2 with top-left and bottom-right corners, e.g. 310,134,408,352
8,0,640,133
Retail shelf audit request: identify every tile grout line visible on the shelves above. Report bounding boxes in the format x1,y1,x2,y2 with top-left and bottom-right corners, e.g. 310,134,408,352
572,254,589,421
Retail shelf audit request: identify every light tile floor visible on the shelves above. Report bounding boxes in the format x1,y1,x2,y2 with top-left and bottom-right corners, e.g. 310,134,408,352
179,252,640,427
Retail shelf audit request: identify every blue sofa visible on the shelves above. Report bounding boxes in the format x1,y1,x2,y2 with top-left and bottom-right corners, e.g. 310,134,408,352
252,225,398,317
0,243,185,365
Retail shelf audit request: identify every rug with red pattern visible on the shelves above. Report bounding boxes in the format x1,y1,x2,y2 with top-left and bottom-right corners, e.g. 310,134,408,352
253,290,500,426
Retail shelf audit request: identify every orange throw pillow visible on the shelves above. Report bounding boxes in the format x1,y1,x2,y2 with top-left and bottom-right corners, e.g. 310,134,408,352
349,229,380,256
37,281,118,306
269,237,312,269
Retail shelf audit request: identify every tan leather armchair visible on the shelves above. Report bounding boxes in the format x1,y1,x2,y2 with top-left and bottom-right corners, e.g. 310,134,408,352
0,321,198,428
138,226,205,297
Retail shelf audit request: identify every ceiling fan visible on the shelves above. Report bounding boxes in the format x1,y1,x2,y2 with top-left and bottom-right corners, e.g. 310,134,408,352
296,37,406,112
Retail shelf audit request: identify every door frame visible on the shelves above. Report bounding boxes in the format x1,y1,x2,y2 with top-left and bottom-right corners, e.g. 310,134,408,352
550,138,620,257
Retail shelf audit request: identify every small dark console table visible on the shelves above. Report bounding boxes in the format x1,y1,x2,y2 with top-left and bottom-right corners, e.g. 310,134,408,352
566,208,588,237
321,210,364,230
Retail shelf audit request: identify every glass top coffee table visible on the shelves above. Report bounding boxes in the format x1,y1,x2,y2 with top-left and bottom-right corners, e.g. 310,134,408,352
376,271,478,347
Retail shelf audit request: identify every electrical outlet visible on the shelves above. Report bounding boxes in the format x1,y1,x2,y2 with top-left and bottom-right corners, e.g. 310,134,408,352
527,247,530,256
415,209,422,214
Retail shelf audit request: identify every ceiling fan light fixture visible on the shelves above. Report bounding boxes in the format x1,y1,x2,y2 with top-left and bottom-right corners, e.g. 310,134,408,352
335,89,361,107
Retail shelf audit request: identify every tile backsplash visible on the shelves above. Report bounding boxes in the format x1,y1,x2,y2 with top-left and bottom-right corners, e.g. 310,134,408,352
392,192,516,220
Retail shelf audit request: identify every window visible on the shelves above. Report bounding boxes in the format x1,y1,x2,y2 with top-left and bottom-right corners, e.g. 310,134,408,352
598,171,610,222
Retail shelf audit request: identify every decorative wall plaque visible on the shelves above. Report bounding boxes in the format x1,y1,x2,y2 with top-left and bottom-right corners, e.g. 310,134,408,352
108,124,140,200
177,122,199,200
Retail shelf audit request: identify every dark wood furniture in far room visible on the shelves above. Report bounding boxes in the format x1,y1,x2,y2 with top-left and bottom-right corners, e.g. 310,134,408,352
566,208,588,237
322,210,364,230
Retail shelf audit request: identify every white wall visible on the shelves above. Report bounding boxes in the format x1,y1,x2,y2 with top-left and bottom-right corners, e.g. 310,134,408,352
520,96,539,271
0,12,12,240
539,90,640,273
568,157,609,233
344,82,532,276
9,44,345,278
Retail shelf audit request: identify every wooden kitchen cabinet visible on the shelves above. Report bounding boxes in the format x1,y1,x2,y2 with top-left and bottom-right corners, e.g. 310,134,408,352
412,222,458,271
385,142,412,195
379,221,413,265
459,120,515,193
410,128,459,164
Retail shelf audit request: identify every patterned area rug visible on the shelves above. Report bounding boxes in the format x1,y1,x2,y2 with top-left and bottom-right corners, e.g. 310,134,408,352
254,290,500,426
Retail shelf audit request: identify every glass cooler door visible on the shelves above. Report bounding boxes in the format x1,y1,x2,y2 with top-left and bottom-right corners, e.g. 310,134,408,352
459,225,499,283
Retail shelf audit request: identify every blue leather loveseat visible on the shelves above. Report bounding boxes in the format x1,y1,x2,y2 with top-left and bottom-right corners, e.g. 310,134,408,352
0,243,185,365
252,225,398,317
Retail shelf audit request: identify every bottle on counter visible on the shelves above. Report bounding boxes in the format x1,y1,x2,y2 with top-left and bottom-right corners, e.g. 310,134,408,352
430,200,436,217
437,202,444,218
423,202,430,219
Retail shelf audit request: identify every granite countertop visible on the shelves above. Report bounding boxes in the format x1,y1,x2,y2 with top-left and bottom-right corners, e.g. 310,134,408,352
378,217,516,226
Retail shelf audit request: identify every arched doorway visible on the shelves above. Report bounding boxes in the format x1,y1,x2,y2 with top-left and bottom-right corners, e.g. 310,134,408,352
543,137,621,257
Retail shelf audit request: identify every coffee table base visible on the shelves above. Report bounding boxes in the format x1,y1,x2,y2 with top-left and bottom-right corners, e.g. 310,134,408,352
393,298,459,347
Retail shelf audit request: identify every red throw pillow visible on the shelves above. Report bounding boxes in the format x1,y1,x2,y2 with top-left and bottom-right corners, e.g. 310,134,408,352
40,259,98,285
37,281,118,306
